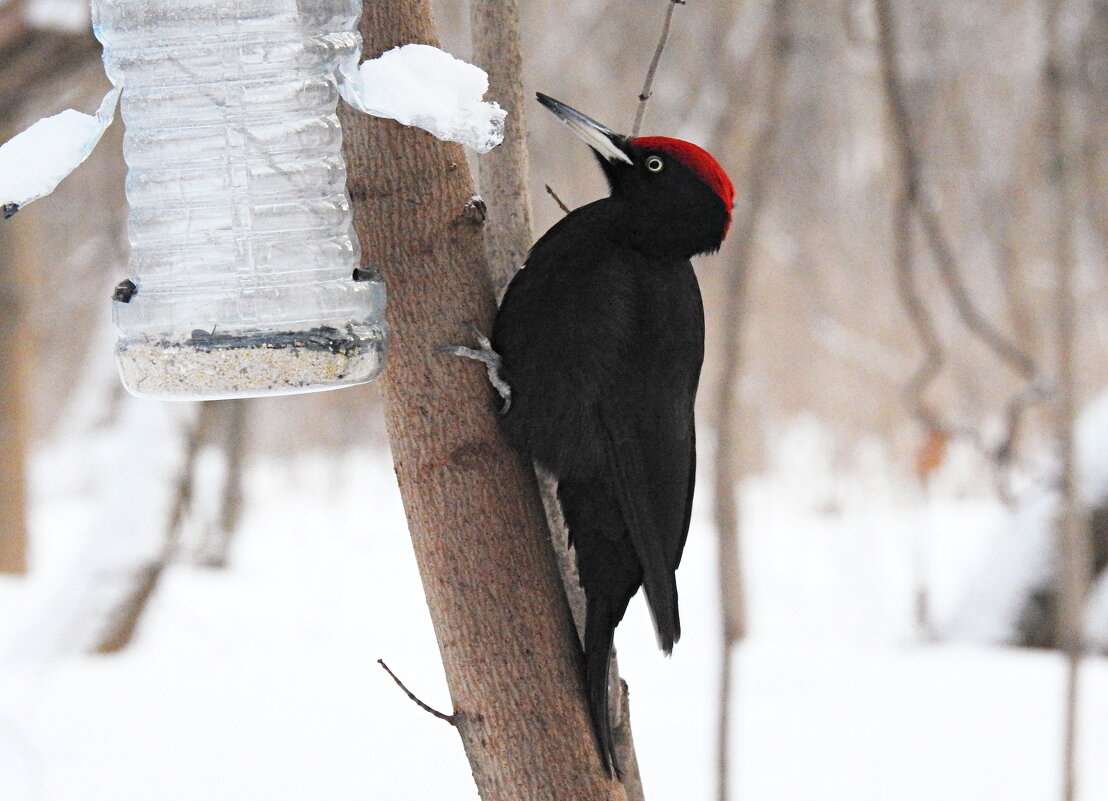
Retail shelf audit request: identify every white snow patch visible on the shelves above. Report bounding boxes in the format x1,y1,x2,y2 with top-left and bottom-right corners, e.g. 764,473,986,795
947,385,1108,644
4,399,1108,800
1088,572,1108,651
339,44,506,153
1077,388,1108,506
728,643,1108,801
24,0,89,33
945,489,1057,643
1,397,196,661
0,89,118,213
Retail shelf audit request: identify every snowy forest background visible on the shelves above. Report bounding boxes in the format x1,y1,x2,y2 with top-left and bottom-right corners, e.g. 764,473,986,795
2,0,1108,799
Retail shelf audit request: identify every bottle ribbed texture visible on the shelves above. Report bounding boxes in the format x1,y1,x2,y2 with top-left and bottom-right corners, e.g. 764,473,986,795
95,1,387,398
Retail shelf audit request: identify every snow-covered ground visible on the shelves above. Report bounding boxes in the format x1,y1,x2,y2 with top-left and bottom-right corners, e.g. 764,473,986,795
0,414,1106,801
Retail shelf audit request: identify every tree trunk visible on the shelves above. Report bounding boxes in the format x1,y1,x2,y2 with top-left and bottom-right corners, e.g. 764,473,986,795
0,188,28,575
341,3,627,799
0,0,102,578
470,0,534,296
1044,4,1091,799
0,0,33,575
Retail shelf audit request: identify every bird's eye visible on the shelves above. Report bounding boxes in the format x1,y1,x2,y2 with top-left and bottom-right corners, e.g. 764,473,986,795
645,155,664,173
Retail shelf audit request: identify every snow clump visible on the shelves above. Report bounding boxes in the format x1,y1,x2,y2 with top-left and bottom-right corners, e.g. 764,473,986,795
339,44,506,153
0,89,119,213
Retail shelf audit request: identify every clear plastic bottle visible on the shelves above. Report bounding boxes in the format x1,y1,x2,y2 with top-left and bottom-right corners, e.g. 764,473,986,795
93,0,387,399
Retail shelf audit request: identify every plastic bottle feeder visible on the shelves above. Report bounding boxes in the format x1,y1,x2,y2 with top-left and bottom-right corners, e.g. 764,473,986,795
94,0,387,399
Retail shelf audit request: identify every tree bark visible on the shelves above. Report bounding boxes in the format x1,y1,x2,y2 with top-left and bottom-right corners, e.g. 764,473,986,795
1043,3,1091,799
0,181,28,575
0,0,101,578
470,0,534,296
341,3,626,799
1,5,31,575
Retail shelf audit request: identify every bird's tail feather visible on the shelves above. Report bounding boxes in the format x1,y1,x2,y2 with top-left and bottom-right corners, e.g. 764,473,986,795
585,596,618,775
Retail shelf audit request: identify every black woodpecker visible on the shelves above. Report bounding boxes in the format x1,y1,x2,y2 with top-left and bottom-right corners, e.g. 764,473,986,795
475,94,733,773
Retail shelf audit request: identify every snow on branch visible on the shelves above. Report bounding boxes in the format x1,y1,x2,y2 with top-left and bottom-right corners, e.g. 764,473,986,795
339,44,506,154
0,88,118,215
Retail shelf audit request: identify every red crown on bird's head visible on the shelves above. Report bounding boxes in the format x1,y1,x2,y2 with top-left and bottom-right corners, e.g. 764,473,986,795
630,136,735,213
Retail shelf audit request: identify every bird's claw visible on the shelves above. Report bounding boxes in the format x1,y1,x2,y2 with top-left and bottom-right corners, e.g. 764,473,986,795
439,324,512,415
465,323,494,354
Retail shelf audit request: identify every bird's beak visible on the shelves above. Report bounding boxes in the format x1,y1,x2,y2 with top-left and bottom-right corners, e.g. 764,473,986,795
537,93,633,165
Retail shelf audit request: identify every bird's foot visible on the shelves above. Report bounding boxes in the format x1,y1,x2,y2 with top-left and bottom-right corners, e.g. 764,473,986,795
439,324,512,415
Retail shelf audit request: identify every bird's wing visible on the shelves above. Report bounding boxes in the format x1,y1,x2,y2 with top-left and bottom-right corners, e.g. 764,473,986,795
596,256,702,651
493,218,701,654
492,208,637,477
593,403,669,647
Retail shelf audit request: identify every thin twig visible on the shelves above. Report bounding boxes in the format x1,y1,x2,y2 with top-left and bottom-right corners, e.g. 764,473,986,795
544,184,571,214
875,0,954,436
1044,2,1090,798
632,0,685,136
916,202,1037,378
1082,130,1108,279
878,2,1035,380
712,5,790,801
945,94,1042,361
96,405,213,653
195,400,249,569
894,198,945,432
377,659,457,725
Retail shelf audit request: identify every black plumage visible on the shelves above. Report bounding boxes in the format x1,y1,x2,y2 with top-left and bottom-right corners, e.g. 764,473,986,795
490,94,733,773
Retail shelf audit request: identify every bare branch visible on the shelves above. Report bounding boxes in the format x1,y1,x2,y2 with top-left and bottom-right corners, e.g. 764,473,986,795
544,184,571,215
711,4,790,800
915,201,1037,378
194,399,249,569
893,197,945,432
471,0,535,294
377,659,457,725
875,0,1048,475
96,404,215,653
875,0,952,436
1082,131,1108,277
1043,3,1092,798
632,0,686,136
876,1,1033,378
